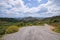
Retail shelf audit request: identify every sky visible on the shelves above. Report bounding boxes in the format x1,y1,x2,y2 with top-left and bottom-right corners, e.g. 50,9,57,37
0,0,60,18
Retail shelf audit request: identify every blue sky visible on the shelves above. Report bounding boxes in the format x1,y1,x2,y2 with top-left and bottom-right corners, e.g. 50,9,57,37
23,0,48,8
0,0,60,18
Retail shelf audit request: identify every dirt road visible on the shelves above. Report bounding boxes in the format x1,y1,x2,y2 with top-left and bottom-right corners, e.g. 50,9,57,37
2,24,60,40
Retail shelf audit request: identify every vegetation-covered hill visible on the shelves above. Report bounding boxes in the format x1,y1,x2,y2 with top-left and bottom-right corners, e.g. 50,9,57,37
42,16,60,23
0,16,60,37
0,17,43,36
42,16,60,33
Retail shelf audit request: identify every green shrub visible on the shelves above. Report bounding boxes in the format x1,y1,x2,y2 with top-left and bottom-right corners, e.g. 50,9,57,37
5,26,19,34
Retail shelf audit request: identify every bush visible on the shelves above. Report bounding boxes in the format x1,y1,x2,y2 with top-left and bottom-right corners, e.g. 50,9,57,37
5,26,19,34
53,28,60,33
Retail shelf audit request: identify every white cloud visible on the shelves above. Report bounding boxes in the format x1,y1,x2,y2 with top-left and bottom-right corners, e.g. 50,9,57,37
44,0,60,14
0,0,60,17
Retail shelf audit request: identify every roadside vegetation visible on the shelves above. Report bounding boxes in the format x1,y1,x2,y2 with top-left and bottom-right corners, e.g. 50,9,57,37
0,16,60,38
5,26,19,34
42,16,60,33
0,17,44,38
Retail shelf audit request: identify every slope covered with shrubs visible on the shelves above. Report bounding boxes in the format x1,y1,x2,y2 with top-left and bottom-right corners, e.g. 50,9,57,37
0,16,60,37
43,16,60,33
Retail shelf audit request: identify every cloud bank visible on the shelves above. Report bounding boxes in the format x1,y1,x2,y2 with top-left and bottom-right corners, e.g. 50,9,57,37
0,0,60,18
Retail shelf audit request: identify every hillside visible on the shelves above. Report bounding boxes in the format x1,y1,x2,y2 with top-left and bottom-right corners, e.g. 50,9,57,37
42,16,60,23
42,16,60,33
0,16,60,36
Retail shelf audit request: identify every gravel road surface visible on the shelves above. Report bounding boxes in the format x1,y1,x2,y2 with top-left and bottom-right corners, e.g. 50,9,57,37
2,24,60,40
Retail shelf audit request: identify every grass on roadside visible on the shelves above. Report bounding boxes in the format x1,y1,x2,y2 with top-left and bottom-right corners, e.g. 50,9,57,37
50,23,60,33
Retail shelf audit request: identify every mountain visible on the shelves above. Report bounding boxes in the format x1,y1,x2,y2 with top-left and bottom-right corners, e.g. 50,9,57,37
0,16,60,23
